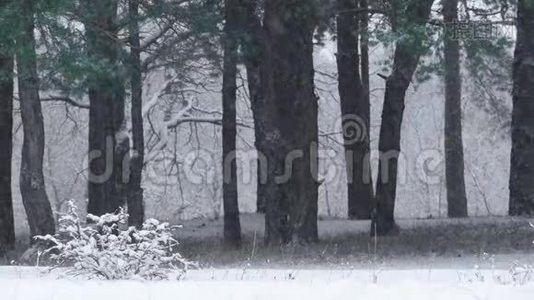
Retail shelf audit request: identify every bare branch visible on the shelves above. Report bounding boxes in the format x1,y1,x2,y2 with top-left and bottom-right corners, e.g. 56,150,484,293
41,96,90,109
140,23,175,50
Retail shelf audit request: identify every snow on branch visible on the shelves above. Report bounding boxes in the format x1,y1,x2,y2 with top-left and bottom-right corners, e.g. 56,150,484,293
142,73,181,117
29,96,90,109
145,96,194,162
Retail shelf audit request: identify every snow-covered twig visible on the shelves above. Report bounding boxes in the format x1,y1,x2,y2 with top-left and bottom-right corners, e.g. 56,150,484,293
35,201,193,280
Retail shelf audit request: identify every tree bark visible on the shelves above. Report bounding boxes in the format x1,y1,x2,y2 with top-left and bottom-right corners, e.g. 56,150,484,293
16,0,55,239
83,0,129,217
262,0,319,245
239,0,266,214
443,0,468,218
360,0,370,105
0,44,15,255
336,0,373,220
510,0,534,216
127,0,145,227
222,0,242,247
372,0,434,236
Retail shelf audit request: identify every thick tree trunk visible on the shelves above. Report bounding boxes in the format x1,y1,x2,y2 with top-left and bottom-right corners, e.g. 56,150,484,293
83,0,129,217
336,0,373,220
16,0,55,238
222,0,242,247
372,0,434,236
263,0,319,245
510,0,534,216
239,0,266,214
0,48,15,254
443,0,468,218
127,0,145,227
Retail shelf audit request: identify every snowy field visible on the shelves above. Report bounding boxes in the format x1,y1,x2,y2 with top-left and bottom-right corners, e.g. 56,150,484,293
5,216,534,299
4,216,534,300
2,266,534,300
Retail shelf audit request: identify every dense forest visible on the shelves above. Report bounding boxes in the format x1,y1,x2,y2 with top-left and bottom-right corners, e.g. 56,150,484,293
0,0,531,257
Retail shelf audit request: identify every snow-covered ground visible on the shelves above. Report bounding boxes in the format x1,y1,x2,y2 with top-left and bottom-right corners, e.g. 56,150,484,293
2,266,534,300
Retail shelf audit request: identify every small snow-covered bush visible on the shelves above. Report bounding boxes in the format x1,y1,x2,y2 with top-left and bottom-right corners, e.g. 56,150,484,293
36,201,191,280
458,253,533,286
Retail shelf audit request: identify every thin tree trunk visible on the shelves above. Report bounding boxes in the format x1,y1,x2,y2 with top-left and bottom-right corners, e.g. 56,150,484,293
127,0,145,227
336,0,373,220
239,0,266,214
263,0,319,245
443,0,468,218
83,0,129,217
372,0,434,236
360,0,370,104
222,0,242,247
16,0,55,239
0,45,15,254
360,0,372,207
510,0,534,216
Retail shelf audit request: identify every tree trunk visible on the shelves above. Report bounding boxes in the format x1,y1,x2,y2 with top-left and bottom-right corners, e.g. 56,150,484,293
360,0,370,105
262,0,319,245
336,0,373,220
443,0,468,218
372,0,434,236
16,0,55,239
83,0,129,217
510,0,534,216
127,0,145,227
239,0,266,214
0,46,15,254
222,0,242,247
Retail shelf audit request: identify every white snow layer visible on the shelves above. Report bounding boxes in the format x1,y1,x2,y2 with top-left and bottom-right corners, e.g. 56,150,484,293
1,267,534,300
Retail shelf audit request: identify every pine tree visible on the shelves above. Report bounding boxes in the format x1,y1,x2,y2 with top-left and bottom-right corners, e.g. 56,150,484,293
336,0,373,220
510,0,534,216
16,0,55,239
127,0,145,227
82,0,129,217
443,0,468,218
372,0,434,236
222,0,242,247
0,2,15,252
239,0,266,214
262,0,319,244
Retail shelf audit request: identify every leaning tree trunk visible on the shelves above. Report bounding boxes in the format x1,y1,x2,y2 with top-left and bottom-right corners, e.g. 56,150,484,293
336,0,373,220
222,0,242,247
127,0,145,227
83,0,129,217
239,0,266,214
443,0,468,218
510,0,534,216
16,0,55,238
0,46,15,254
262,0,319,245
372,0,434,236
